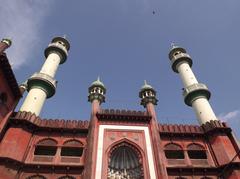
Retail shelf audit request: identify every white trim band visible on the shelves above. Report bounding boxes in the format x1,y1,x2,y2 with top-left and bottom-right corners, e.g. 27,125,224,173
95,125,157,179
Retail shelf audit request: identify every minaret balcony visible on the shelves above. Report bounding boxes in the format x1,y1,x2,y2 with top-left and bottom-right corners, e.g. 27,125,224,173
171,53,193,73
183,83,211,106
27,72,57,98
44,42,68,64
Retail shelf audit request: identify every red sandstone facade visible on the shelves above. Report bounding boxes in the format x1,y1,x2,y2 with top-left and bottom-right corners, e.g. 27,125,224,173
0,47,239,179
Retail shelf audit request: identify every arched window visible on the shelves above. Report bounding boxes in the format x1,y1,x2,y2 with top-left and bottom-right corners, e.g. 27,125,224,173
58,176,76,179
34,138,57,156
187,143,207,159
108,142,144,179
164,143,184,159
26,175,47,179
61,140,84,157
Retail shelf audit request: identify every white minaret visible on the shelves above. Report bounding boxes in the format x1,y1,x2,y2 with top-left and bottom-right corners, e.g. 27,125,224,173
168,44,217,125
20,36,70,116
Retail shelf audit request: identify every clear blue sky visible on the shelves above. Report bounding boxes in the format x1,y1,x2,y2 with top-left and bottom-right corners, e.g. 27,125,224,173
1,0,240,138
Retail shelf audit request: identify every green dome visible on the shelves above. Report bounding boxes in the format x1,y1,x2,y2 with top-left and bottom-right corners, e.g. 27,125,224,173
91,77,105,88
141,80,154,90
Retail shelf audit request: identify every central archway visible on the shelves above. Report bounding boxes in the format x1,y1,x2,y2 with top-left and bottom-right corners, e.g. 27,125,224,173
108,142,144,179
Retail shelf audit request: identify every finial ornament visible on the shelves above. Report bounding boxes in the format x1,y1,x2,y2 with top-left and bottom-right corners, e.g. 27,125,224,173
63,34,67,39
171,42,177,49
144,80,147,85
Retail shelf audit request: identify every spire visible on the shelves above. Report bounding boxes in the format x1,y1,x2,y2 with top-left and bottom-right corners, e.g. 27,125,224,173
139,80,158,107
91,76,105,88
170,42,177,49
141,80,154,90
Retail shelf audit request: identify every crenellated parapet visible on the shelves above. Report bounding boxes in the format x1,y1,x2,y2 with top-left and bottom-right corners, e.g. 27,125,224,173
159,123,204,136
96,108,151,122
158,121,232,137
11,111,89,131
201,120,232,134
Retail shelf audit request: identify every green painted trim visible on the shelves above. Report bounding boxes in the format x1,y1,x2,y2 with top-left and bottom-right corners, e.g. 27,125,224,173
28,78,56,98
184,89,211,106
44,46,67,64
140,96,158,108
171,56,192,73
88,93,105,104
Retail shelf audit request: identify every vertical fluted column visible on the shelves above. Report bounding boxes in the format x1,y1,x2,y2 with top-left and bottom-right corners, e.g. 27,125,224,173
168,45,217,125
19,37,70,116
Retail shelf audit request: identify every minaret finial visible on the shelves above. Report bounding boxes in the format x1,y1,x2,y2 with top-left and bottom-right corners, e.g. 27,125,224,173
63,34,67,39
144,80,147,85
97,76,100,81
171,42,176,49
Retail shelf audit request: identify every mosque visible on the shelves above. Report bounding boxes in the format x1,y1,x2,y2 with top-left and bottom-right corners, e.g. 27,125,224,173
0,37,239,179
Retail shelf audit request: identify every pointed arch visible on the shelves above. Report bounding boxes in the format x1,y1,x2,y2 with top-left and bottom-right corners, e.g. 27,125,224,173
63,139,84,147
36,138,58,146
187,143,207,159
107,141,144,179
187,143,205,150
106,138,144,158
34,138,57,156
61,139,84,157
164,143,184,159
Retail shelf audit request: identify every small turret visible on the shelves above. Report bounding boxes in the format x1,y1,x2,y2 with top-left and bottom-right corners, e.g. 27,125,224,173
139,80,158,107
0,38,12,54
88,77,106,104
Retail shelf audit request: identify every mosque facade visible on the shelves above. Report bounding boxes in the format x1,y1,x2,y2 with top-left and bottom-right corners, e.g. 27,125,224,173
0,37,239,179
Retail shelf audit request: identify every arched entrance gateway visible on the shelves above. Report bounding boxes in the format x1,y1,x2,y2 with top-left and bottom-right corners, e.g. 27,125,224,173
107,142,144,179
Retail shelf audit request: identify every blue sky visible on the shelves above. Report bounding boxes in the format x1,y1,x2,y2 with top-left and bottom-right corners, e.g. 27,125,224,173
1,0,240,138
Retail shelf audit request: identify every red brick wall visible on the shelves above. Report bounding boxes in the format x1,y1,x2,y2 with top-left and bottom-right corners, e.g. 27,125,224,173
0,127,31,161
